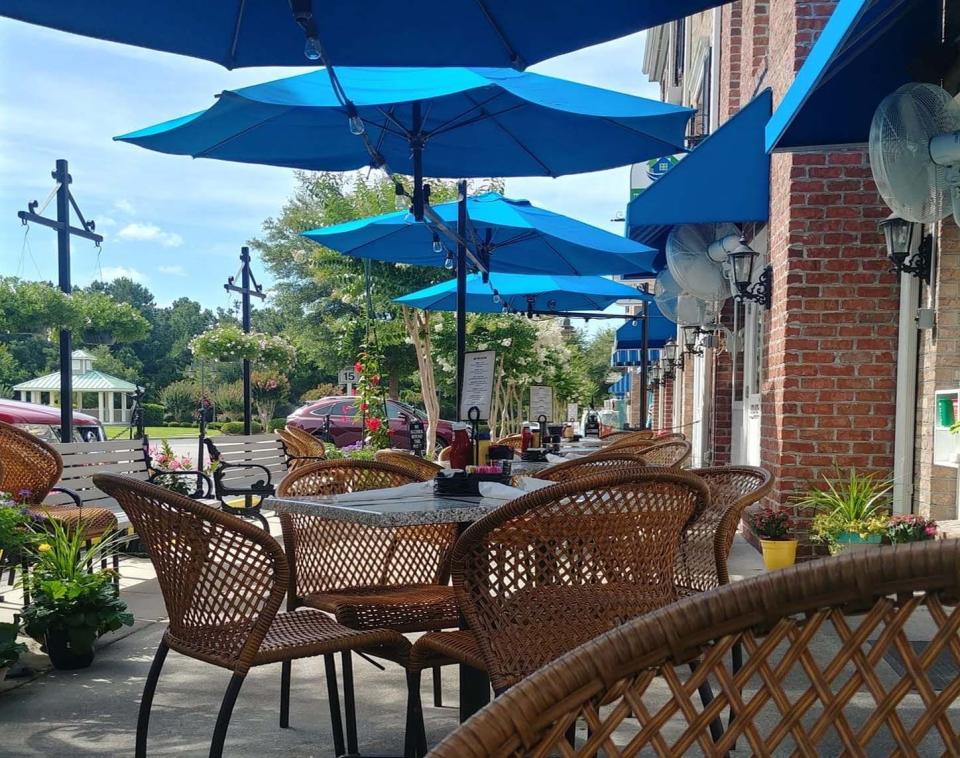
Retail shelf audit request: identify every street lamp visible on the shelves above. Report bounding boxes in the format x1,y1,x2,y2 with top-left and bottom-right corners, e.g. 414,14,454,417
879,216,929,283
727,237,772,309
682,325,703,355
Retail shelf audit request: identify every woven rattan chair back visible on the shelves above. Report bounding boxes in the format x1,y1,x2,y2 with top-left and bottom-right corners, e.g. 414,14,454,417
94,474,286,674
536,451,649,482
436,446,451,462
624,438,691,468
277,460,456,598
430,539,960,757
286,427,327,459
374,451,443,481
677,466,774,593
602,430,654,447
0,420,62,504
494,434,524,452
451,467,708,692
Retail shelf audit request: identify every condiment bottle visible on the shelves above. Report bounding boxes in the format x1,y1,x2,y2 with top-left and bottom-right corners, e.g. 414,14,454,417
521,422,532,452
450,423,472,470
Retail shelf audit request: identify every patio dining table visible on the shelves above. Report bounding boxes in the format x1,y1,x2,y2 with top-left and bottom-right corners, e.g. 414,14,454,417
267,487,519,722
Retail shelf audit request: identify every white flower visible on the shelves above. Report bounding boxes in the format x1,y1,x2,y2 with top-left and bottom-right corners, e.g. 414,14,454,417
502,338,512,347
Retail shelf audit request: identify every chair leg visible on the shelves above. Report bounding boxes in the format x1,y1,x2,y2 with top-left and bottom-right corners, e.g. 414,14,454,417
86,539,94,574
323,654,346,757
112,550,121,594
279,660,291,728
136,640,169,758
209,672,245,758
689,661,724,744
432,665,442,708
404,669,427,758
20,556,29,606
341,651,358,755
252,510,270,531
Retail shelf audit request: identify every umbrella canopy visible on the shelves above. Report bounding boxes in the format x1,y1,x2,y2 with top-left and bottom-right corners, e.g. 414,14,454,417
395,272,648,314
2,0,736,69
116,67,692,180
303,192,658,276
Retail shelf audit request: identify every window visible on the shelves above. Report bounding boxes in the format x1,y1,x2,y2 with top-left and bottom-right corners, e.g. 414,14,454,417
673,18,686,88
309,402,337,417
699,49,712,135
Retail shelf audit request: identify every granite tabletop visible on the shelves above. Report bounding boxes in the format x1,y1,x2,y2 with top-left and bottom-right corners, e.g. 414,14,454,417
267,491,514,527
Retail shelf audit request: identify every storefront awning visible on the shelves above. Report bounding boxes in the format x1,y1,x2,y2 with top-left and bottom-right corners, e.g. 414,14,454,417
609,372,632,398
626,90,771,251
765,0,942,151
614,304,675,350
611,348,663,368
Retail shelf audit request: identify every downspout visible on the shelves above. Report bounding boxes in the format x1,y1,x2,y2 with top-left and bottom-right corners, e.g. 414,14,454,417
893,243,921,514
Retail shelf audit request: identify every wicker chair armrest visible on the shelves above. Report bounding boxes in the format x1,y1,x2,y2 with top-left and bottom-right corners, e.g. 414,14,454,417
47,486,83,508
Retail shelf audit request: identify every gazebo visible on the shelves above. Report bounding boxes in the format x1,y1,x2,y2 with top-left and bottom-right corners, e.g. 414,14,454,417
13,350,139,425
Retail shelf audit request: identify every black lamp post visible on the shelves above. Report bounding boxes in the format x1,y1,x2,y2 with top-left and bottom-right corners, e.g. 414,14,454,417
879,216,929,283
728,237,772,309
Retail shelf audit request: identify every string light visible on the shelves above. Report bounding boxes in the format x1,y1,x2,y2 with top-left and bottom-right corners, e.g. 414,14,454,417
444,250,455,270
432,233,443,254
303,36,323,61
492,289,502,304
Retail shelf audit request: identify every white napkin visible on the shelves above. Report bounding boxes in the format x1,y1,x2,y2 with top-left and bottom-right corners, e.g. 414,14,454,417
515,477,554,492
478,477,554,500
327,480,434,504
546,454,567,463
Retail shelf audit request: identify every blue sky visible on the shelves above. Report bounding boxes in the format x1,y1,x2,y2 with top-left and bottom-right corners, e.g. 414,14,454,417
0,20,659,307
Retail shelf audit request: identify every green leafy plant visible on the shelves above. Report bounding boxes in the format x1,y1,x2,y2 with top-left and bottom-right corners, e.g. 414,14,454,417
251,370,290,431
220,421,263,435
74,291,150,344
0,621,26,669
159,380,199,424
0,494,37,556
749,505,794,541
352,346,389,449
21,519,133,654
798,468,892,550
190,324,296,370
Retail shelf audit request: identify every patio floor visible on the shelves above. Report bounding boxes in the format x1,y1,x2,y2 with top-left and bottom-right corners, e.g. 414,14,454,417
0,526,948,755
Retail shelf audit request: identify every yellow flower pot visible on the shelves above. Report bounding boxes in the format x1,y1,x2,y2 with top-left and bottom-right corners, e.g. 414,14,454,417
760,538,797,570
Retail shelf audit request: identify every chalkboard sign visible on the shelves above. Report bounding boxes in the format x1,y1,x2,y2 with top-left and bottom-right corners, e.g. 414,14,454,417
409,419,426,457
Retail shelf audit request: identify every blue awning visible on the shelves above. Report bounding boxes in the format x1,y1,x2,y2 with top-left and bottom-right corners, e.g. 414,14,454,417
765,0,942,151
611,348,660,368
614,304,675,350
609,372,632,398
627,90,772,251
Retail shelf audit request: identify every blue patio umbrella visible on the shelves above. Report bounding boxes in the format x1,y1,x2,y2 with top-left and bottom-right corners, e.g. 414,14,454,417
117,67,692,219
1,0,738,70
304,192,658,276
394,272,648,314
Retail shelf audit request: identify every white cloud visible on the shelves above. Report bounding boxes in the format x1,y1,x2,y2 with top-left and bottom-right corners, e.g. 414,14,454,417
99,266,148,283
158,265,186,277
113,199,135,215
116,222,183,248
96,216,117,228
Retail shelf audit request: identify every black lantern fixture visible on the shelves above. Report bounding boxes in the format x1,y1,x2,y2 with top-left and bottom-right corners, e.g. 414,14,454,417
682,325,704,355
648,363,661,389
663,338,684,372
659,353,675,382
879,216,929,283
728,237,772,309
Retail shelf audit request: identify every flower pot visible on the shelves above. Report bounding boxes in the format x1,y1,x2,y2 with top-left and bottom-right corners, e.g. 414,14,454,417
44,630,95,670
833,531,882,553
760,538,797,570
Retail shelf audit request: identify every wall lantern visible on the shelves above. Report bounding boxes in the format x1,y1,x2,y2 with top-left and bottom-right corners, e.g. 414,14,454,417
879,216,930,284
682,325,704,355
648,363,661,389
659,353,675,382
728,237,772,309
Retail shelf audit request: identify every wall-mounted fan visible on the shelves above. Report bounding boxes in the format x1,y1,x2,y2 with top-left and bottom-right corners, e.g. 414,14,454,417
869,83,960,225
664,223,740,302
654,268,719,326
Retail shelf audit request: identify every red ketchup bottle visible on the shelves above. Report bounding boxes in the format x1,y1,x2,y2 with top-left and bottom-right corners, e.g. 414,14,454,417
450,423,471,470
521,422,532,453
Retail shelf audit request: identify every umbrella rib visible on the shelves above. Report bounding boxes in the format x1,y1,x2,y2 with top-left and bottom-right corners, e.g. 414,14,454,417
424,90,512,138
228,0,247,66
192,104,303,158
458,91,555,175
597,115,690,155
472,0,526,68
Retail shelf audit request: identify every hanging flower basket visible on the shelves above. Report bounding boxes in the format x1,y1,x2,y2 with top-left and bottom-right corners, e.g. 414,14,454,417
190,324,295,369
80,329,116,346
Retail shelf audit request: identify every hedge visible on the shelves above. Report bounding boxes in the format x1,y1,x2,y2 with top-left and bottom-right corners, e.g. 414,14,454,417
220,421,263,435
142,403,165,427
269,418,287,432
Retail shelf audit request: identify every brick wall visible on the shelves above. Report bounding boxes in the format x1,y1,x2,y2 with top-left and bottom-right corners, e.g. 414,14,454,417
712,300,740,465
719,1,743,118
761,0,900,549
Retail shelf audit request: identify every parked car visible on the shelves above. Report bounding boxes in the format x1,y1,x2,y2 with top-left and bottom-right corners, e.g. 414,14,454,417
0,398,105,442
288,397,457,450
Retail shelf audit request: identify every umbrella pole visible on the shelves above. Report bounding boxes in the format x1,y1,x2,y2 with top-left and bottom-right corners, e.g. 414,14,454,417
641,284,650,429
412,101,425,221
456,180,468,419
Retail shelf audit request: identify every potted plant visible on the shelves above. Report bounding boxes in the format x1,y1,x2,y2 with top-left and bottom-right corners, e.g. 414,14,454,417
75,291,149,345
0,491,37,565
799,468,892,555
749,505,797,570
0,621,26,682
21,519,133,670
885,514,939,544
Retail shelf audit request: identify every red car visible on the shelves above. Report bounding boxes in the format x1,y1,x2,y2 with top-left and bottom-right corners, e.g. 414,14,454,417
288,397,456,450
0,398,105,442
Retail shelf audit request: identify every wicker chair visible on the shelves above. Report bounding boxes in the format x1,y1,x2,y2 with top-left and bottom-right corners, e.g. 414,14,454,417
287,426,328,458
536,450,648,482
601,430,653,445
277,460,459,724
0,420,117,539
436,446,451,463
494,434,524,452
620,438,691,468
374,450,443,481
405,468,709,754
677,466,774,596
429,539,960,757
93,474,410,758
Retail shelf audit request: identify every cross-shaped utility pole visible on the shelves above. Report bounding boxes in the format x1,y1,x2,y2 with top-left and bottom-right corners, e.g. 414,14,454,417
17,159,103,442
224,246,265,435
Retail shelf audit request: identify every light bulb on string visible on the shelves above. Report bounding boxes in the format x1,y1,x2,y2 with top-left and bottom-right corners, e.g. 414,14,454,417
492,290,502,304
502,304,510,314
631,319,638,327
432,233,443,254
444,251,455,270
348,115,365,136
303,36,323,61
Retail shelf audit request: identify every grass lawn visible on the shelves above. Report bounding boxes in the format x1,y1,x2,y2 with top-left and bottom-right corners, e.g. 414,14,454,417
104,425,222,440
